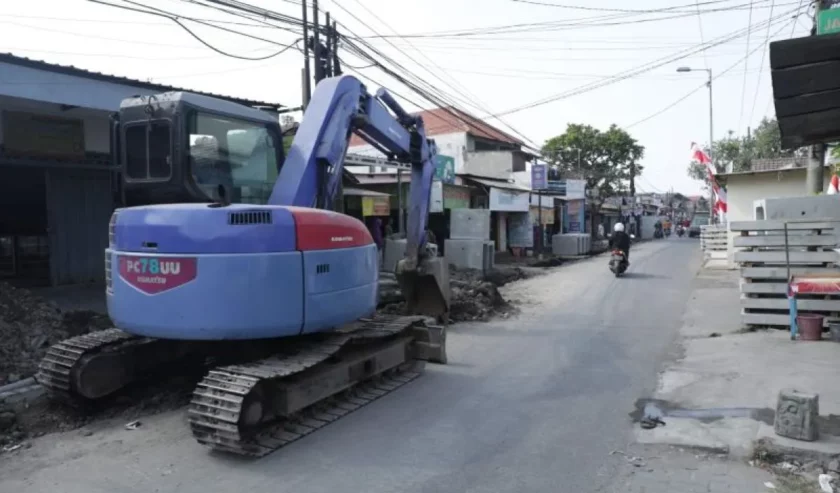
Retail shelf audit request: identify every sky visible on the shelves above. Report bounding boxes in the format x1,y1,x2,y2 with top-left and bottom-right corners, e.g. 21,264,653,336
0,0,814,195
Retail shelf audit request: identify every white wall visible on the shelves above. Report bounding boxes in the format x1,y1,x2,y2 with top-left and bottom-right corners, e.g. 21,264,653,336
725,169,832,267
464,150,515,177
347,131,469,174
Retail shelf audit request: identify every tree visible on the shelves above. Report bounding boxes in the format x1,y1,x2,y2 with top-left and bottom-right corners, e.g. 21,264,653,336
541,123,645,198
687,117,804,183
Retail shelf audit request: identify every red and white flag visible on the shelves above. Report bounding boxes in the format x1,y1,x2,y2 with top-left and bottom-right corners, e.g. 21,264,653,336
690,142,727,215
828,174,840,195
690,142,712,165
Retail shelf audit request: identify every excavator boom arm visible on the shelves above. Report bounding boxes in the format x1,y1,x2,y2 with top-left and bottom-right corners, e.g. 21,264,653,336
269,75,437,262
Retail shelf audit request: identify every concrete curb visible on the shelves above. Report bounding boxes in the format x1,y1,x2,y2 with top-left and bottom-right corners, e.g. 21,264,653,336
0,377,46,409
634,416,761,459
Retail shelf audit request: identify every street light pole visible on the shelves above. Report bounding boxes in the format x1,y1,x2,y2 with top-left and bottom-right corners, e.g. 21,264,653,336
678,66,715,224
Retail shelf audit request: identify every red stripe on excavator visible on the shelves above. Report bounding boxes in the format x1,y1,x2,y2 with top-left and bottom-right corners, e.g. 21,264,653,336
288,207,374,251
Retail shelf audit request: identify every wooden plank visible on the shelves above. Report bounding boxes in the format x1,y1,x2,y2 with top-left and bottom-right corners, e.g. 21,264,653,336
707,251,727,259
729,220,838,232
734,235,838,248
740,282,788,295
742,297,840,311
742,266,840,279
734,251,838,264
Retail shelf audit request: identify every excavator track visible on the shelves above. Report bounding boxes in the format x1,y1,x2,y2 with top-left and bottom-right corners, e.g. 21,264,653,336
35,329,147,400
188,314,446,457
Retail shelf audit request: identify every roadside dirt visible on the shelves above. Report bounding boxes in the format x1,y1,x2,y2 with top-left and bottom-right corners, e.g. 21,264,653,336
378,265,539,322
0,265,546,452
0,282,111,386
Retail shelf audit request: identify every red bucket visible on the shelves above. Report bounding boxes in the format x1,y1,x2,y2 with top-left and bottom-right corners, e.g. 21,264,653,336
797,313,824,341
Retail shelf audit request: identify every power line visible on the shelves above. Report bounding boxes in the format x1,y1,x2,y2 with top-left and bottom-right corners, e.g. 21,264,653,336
90,0,304,56
351,0,791,39
748,0,776,125
179,0,492,146
335,0,537,147
488,5,800,119
695,0,710,69
624,84,707,129
736,1,756,132
624,17,794,130
510,0,783,12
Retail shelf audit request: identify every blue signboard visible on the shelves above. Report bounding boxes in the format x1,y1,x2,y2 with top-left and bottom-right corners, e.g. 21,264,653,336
531,164,547,190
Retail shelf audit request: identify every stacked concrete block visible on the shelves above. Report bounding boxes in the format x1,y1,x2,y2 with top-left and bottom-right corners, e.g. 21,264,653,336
445,209,494,273
551,233,591,256
450,209,492,240
382,238,407,274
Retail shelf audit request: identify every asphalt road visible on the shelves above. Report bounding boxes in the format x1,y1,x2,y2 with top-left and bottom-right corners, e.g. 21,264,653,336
0,238,702,493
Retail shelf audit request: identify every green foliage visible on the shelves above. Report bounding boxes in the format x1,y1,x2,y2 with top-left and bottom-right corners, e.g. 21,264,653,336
541,123,644,198
687,117,801,182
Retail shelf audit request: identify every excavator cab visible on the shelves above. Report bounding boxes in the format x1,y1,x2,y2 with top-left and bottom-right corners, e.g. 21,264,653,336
113,90,449,322
113,92,285,207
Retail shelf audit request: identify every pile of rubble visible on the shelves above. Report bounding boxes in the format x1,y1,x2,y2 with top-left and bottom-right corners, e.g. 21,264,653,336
0,282,111,386
378,265,533,322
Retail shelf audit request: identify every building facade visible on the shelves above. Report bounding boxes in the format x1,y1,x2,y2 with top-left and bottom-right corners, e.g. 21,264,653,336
0,54,282,287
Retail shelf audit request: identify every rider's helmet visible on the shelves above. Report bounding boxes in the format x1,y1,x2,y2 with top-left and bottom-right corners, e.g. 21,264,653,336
614,222,625,233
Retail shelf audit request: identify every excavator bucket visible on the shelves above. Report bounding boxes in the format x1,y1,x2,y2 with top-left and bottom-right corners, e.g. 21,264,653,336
396,255,450,321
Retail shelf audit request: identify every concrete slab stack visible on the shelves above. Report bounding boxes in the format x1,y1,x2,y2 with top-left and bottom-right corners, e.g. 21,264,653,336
445,209,494,273
551,233,590,257
732,219,840,329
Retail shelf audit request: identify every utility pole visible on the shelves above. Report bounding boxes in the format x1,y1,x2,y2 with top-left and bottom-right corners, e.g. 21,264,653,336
313,0,323,83
324,12,333,77
301,0,311,106
806,1,829,194
332,21,341,76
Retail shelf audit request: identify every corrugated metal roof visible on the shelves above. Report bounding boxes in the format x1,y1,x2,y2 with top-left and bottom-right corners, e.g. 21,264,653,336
0,53,284,110
349,106,532,150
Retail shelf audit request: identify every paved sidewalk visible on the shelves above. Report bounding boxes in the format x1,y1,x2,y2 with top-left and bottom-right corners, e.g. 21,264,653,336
634,266,840,462
608,444,776,493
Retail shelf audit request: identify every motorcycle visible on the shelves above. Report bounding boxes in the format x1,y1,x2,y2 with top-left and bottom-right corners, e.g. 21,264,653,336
609,249,628,277
677,226,685,237
665,227,671,237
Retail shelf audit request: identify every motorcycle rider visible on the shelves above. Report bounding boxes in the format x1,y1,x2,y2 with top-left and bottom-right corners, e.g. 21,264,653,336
609,222,632,264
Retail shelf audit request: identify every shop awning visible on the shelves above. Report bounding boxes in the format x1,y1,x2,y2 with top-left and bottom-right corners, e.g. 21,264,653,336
343,187,392,197
462,176,531,193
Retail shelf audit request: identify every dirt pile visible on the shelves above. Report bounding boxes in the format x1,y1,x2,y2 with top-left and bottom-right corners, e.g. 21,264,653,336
378,265,535,322
0,282,112,385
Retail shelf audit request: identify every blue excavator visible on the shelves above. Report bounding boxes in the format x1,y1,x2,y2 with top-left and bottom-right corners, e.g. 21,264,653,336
35,75,450,456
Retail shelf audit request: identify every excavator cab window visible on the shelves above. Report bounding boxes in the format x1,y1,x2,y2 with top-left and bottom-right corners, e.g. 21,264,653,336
124,120,172,181
187,112,280,205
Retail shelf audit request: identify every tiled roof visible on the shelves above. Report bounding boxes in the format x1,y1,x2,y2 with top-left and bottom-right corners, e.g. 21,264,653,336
349,106,524,148
0,53,284,110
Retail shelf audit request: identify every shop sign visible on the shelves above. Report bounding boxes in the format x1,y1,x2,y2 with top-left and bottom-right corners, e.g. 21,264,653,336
362,196,390,216
443,185,470,209
434,155,456,184
531,164,548,190
529,206,554,225
489,188,530,212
